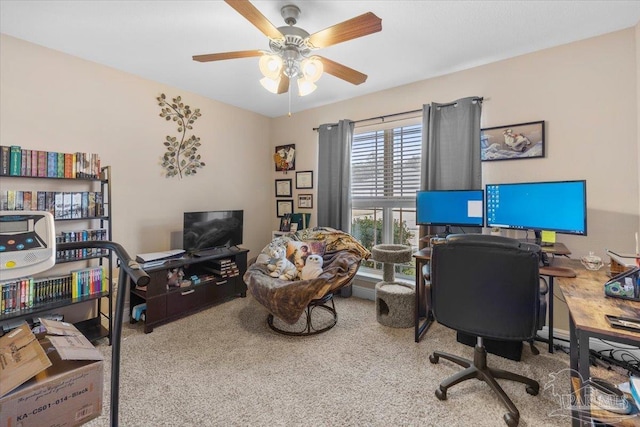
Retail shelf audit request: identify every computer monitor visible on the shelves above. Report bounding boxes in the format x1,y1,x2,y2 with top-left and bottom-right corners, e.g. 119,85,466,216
485,180,587,238
416,190,484,233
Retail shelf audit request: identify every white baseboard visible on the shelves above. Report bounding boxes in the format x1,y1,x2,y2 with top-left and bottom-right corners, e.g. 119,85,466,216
352,284,376,301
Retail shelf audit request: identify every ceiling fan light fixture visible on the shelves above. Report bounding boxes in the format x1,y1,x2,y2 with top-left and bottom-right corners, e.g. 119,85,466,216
297,77,317,96
259,54,283,79
260,76,282,94
301,57,323,83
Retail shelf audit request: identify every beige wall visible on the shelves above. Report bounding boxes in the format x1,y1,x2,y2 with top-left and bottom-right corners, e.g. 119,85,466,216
270,28,640,331
0,34,273,262
1,27,639,330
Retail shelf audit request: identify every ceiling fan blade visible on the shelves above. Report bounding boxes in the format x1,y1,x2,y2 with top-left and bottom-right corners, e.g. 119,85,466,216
224,0,283,40
307,12,382,49
277,75,290,94
317,56,368,85
193,50,263,62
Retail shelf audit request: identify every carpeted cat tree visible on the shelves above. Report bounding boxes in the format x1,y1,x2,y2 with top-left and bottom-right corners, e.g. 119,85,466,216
371,244,415,328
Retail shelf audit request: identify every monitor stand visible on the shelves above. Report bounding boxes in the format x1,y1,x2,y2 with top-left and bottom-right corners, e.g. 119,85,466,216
437,225,453,238
534,230,542,246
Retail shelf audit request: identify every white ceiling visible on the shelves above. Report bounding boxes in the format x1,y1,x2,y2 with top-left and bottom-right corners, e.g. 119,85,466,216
2,1,640,118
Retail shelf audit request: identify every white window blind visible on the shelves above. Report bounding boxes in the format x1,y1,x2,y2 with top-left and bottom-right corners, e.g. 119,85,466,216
351,124,422,208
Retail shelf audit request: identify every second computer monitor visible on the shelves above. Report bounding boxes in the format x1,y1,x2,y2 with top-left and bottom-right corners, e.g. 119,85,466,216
485,180,587,236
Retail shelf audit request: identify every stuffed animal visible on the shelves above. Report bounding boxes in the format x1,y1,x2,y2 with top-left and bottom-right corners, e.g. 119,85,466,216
301,254,324,280
267,245,298,280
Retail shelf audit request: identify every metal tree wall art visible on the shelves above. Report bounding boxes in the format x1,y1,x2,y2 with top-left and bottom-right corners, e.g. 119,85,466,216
157,93,205,178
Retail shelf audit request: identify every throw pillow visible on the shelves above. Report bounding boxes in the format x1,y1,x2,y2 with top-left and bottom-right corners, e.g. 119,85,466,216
287,240,326,272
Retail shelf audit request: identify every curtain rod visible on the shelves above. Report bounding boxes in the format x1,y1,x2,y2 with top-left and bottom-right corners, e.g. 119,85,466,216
312,97,484,131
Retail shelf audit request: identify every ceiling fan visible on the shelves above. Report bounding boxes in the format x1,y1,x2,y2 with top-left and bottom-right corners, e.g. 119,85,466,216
193,0,382,96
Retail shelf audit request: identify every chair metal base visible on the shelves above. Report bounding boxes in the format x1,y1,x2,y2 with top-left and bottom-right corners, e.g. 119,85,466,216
267,293,337,336
429,340,540,427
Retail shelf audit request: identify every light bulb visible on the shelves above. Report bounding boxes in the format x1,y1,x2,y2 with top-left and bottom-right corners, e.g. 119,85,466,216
301,57,323,83
297,78,317,96
259,55,283,79
260,76,282,94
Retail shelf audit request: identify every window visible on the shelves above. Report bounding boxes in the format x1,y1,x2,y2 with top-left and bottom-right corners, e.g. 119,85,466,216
351,123,422,278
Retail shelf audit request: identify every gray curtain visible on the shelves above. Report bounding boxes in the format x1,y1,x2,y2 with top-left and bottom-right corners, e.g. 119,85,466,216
317,119,354,231
419,96,482,241
420,96,482,191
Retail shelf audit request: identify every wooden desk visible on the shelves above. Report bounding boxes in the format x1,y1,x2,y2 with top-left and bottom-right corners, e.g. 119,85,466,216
555,259,640,426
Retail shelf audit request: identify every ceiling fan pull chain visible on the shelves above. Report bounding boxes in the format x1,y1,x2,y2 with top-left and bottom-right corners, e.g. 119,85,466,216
288,80,292,117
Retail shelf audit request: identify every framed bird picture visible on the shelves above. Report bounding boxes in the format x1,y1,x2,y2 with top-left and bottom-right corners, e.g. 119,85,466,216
481,121,545,161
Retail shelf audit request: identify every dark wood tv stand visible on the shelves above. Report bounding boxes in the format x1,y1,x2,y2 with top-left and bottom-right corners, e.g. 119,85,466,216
129,247,248,333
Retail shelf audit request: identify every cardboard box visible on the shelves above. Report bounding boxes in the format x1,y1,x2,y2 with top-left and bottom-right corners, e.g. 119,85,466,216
0,320,104,427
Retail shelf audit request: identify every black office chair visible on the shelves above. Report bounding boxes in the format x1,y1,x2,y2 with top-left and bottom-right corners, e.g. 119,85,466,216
428,234,542,427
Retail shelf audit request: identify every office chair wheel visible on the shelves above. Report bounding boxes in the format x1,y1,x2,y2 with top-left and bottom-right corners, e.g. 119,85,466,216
429,354,439,364
525,384,539,395
435,386,447,400
503,412,519,426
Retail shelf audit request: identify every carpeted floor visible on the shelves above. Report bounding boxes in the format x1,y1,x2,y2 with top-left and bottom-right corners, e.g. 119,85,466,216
86,295,577,426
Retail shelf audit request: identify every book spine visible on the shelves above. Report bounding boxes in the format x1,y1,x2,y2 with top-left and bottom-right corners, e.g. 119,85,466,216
47,151,57,178
37,150,47,177
0,191,7,210
23,191,32,211
30,149,37,177
9,145,21,176
54,192,63,219
64,153,73,178
57,152,64,178
0,146,10,175
15,191,23,211
20,149,27,176
7,190,15,210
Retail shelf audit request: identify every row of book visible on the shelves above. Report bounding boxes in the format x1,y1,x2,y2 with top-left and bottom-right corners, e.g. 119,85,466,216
205,258,240,279
0,190,104,219
56,228,109,261
70,266,107,299
0,146,102,179
0,267,106,315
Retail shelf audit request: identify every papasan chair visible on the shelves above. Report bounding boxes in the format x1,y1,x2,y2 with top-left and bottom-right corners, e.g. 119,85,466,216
243,227,370,336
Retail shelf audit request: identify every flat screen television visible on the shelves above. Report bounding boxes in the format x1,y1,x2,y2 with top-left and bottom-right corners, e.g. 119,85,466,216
416,190,484,232
183,210,243,253
485,180,587,237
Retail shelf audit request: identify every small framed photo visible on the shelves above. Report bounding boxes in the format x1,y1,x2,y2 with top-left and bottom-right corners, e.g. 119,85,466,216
481,120,545,161
276,199,293,217
296,170,313,189
279,214,291,232
298,194,313,209
275,179,292,197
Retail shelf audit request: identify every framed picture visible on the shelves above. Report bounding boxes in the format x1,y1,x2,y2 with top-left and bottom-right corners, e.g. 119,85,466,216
296,170,313,189
298,194,313,209
275,179,292,197
276,199,293,217
481,120,545,161
279,214,291,232
274,144,295,172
